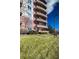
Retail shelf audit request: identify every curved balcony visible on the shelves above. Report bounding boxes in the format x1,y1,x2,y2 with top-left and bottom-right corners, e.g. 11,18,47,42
40,0,47,4
34,6,46,14
36,19,47,23
37,12,47,18
39,30,49,33
34,0,47,9
37,25,48,29
34,12,47,18
34,19,47,23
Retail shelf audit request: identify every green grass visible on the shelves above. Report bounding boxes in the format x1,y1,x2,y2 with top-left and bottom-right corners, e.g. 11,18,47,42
20,34,59,59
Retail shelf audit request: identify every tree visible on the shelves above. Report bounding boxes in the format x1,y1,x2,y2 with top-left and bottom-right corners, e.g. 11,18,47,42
48,25,54,34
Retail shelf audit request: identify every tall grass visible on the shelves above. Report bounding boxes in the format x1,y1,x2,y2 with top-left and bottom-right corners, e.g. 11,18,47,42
20,34,59,59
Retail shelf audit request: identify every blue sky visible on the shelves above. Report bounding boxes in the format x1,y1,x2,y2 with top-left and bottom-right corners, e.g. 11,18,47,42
47,0,59,31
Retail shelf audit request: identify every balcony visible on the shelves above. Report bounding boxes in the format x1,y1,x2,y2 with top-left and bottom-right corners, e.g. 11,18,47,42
37,12,47,18
33,6,47,15
37,25,48,28
35,12,47,18
34,13,47,20
34,0,47,9
34,6,46,13
37,0,46,6
39,30,49,33
35,19,47,23
39,0,47,4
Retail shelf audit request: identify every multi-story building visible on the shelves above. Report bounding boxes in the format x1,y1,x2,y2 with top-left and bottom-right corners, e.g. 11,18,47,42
20,0,48,33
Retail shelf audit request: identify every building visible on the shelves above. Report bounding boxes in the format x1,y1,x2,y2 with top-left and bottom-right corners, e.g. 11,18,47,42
20,0,48,33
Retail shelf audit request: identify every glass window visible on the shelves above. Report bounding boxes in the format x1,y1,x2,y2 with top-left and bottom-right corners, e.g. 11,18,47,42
28,0,31,4
28,5,31,11
20,12,22,16
20,2,22,7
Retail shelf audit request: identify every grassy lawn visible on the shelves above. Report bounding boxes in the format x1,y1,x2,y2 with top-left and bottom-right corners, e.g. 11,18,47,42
20,34,59,59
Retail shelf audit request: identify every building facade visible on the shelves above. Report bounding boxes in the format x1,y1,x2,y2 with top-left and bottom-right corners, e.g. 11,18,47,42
20,0,48,33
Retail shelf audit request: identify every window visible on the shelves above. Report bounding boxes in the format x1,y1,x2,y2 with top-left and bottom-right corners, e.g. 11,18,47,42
28,5,31,11
28,28,32,31
20,12,22,16
20,23,22,26
28,0,31,4
20,2,22,7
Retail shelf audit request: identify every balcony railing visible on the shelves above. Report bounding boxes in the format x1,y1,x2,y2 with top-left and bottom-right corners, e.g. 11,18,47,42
33,11,47,20
35,6,46,12
37,25,48,28
39,0,47,4
34,12,47,18
37,12,47,18
34,0,46,9
37,0,46,6
36,19,47,23
39,30,49,33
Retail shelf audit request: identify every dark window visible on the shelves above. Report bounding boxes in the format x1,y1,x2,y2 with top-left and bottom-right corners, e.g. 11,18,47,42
20,2,22,7
20,23,22,26
20,12,22,16
28,5,31,11
28,28,32,31
28,0,31,4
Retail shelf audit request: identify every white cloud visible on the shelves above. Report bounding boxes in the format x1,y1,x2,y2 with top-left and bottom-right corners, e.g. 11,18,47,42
46,0,58,14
